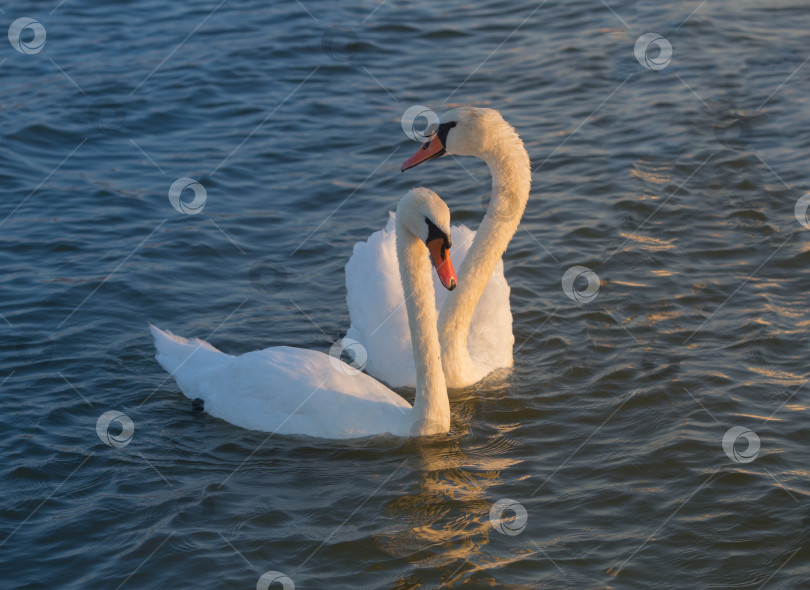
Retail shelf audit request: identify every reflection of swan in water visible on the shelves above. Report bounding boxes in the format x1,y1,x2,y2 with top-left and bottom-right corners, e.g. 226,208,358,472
374,396,532,586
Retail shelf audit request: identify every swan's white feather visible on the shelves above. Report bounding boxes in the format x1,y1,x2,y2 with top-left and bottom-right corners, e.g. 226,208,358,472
150,325,412,439
345,213,513,388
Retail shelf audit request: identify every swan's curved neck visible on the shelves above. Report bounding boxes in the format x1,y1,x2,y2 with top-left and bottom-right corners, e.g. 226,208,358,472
396,217,450,435
438,128,531,384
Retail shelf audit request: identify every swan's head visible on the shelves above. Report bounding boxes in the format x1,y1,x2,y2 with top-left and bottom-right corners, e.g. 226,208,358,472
397,187,457,291
401,107,505,171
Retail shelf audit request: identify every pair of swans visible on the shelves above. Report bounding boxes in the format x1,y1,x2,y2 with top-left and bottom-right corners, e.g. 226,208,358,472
346,107,531,389
150,107,530,439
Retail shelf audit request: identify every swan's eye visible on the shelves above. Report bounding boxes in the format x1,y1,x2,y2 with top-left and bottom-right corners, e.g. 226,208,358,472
424,218,450,250
435,121,457,146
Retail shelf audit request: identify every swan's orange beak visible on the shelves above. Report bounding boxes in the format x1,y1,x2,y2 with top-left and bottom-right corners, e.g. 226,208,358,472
427,238,457,291
402,136,446,172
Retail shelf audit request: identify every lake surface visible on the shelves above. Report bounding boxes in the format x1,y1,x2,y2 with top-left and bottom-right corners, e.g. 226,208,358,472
1,0,809,588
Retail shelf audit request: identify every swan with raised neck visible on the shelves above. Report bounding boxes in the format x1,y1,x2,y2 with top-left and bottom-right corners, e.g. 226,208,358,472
403,107,531,388
395,187,453,433
151,188,456,438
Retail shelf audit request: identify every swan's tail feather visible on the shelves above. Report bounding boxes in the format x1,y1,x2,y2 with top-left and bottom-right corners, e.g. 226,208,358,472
149,324,230,391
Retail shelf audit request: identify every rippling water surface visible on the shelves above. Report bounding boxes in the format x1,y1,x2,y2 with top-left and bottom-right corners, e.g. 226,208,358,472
2,0,810,588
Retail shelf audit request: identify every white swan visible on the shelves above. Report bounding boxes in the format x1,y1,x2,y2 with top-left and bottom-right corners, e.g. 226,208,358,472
345,107,531,389
150,188,458,439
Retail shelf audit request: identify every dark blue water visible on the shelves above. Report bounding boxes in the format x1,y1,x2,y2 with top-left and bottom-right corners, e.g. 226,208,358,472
2,0,809,588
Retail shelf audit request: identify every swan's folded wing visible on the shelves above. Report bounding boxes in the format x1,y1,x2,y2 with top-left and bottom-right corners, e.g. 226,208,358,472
198,346,412,438
345,213,416,387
